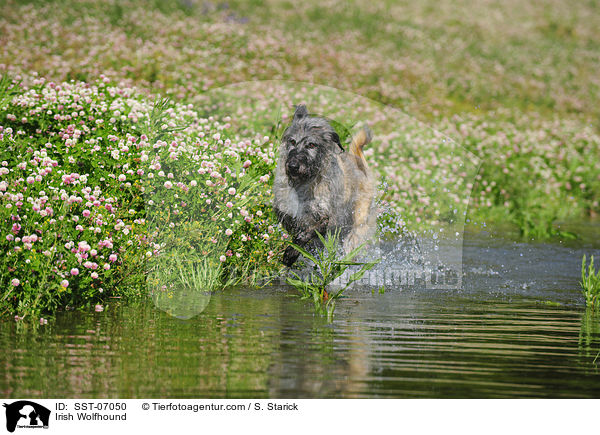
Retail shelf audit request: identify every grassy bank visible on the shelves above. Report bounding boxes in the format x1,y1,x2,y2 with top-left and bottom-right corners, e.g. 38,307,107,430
1,0,599,318
1,0,597,233
0,76,284,319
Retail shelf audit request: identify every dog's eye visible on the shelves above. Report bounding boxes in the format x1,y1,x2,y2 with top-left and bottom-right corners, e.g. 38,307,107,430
307,142,316,149
288,138,296,146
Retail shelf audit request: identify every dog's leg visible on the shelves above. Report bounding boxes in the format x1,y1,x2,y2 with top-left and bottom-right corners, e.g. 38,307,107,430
283,246,302,267
277,207,304,266
275,206,304,266
297,214,329,244
283,214,330,266
274,206,296,234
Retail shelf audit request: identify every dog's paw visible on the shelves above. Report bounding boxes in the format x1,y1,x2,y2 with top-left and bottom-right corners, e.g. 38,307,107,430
283,246,300,267
296,230,313,244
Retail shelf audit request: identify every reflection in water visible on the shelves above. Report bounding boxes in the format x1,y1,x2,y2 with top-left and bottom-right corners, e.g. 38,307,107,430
579,308,600,374
1,287,600,398
151,284,211,320
1,232,600,398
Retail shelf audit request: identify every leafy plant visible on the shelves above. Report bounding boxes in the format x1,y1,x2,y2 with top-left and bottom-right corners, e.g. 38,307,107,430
509,198,577,240
286,230,379,322
0,74,21,107
581,255,600,308
0,76,284,319
141,96,190,142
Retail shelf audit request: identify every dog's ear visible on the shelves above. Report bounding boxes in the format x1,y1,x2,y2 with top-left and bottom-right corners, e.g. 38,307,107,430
292,104,308,122
330,131,344,153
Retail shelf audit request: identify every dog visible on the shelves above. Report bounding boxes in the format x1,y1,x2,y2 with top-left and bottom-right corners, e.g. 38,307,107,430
273,104,376,267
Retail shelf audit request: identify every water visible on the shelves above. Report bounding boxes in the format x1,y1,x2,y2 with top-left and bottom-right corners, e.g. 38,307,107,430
1,229,600,398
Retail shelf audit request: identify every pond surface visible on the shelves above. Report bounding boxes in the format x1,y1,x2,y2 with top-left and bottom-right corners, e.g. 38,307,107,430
1,229,600,398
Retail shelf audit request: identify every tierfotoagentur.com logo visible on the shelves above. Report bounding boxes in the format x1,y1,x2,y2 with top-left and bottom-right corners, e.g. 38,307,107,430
2,401,50,433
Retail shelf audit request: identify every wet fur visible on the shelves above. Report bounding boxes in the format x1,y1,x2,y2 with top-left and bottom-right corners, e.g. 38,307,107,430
273,105,376,266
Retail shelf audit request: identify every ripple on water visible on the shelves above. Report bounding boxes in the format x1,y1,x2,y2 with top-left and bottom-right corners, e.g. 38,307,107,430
1,232,599,398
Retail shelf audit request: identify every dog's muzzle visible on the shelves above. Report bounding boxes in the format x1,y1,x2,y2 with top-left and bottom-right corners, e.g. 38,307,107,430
285,158,307,179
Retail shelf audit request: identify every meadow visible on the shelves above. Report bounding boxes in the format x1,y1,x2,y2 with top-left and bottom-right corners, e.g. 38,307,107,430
1,0,599,319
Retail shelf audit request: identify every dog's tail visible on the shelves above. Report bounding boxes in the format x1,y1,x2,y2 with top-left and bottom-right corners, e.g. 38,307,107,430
349,124,372,174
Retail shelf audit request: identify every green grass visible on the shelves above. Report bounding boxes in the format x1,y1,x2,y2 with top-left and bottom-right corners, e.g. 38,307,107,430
0,75,285,319
581,255,600,308
0,0,598,240
0,0,599,318
286,231,379,322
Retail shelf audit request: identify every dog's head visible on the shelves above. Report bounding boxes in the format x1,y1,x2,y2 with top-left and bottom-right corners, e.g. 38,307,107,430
281,104,343,185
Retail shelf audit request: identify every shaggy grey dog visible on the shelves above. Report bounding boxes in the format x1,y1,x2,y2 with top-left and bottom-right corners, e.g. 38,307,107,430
273,105,376,266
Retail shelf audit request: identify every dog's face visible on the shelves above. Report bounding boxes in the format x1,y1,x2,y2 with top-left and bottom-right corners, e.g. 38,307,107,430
281,105,342,185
